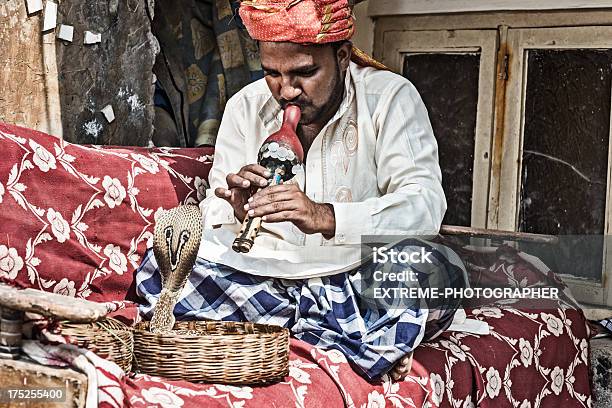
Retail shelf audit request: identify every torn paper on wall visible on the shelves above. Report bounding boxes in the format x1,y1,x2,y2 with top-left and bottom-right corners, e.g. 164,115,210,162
42,1,57,31
84,31,101,44
57,24,74,42
26,0,43,14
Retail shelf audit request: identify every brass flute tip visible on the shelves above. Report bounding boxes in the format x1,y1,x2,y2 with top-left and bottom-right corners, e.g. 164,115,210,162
232,238,254,253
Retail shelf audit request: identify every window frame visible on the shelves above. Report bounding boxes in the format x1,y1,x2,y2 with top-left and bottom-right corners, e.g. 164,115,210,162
496,26,612,305
381,29,499,228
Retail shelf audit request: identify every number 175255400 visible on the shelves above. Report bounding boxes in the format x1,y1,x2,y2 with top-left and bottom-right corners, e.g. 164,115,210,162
0,388,66,402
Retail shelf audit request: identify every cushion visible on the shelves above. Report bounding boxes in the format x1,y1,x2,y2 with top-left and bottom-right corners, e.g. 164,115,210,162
0,122,213,303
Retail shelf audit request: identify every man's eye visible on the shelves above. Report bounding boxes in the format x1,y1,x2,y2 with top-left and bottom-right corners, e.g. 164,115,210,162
299,69,317,77
265,71,280,78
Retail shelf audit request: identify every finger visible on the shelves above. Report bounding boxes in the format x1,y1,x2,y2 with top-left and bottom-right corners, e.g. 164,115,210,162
247,191,297,209
241,164,272,178
215,187,232,199
215,187,241,208
226,173,251,189
249,184,299,202
259,210,298,223
247,202,298,218
237,171,268,188
238,165,272,188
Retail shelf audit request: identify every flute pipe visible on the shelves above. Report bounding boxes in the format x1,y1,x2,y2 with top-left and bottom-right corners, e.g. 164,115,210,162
232,168,285,253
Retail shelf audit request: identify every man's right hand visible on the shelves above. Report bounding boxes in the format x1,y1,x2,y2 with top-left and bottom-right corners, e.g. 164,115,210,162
214,164,271,220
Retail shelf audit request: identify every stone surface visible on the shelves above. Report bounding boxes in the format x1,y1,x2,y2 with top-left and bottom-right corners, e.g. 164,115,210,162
55,0,156,145
0,0,156,146
591,336,612,408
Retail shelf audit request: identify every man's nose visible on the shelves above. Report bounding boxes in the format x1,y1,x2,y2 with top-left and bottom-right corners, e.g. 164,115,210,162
279,79,302,101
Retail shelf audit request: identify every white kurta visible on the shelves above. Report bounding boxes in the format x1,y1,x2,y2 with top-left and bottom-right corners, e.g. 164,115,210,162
197,61,447,279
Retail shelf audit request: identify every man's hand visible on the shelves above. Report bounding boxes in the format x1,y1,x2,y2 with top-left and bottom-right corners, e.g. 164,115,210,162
215,164,271,220
245,183,336,238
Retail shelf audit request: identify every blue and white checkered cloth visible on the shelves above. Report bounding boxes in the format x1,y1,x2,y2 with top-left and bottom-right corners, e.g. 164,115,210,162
136,239,467,380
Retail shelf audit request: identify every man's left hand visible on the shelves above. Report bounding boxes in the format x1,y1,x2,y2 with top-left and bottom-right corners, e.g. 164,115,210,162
244,183,336,238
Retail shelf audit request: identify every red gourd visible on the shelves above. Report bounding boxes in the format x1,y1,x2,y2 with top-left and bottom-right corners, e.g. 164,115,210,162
257,104,304,182
232,105,304,253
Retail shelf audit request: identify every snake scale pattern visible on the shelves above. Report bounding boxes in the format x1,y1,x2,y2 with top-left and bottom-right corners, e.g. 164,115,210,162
150,205,203,333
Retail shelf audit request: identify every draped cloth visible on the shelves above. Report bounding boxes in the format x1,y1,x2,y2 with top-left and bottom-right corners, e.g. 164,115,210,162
152,0,264,147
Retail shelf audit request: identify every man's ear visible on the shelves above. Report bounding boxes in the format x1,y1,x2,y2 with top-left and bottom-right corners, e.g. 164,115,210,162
336,41,353,72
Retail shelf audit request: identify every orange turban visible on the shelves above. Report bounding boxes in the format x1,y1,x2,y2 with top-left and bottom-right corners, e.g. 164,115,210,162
239,0,388,70
240,0,354,44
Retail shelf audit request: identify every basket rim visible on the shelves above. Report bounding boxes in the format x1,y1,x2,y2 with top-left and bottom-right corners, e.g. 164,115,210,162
134,320,290,339
60,317,131,331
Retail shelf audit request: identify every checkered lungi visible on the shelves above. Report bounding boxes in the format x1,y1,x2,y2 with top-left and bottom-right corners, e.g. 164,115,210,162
136,239,467,380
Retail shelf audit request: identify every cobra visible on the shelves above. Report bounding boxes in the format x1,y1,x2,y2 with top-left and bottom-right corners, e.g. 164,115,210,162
149,205,203,334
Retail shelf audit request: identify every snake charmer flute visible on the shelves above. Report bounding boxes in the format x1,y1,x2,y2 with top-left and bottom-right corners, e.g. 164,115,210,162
232,105,304,253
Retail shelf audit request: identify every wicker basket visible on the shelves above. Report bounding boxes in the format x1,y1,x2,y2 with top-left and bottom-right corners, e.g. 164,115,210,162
60,318,134,372
133,321,290,384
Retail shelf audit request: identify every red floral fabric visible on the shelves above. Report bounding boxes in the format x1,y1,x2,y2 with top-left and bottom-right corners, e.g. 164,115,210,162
117,306,591,408
0,122,213,303
0,123,593,407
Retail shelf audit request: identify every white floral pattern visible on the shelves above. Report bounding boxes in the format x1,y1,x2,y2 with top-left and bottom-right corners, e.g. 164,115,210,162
289,364,311,384
322,348,348,364
53,278,76,297
519,338,533,367
485,367,501,399
143,231,154,249
154,207,167,222
132,153,160,174
473,307,503,319
462,396,475,408
215,385,253,400
366,390,386,408
104,244,128,275
194,176,208,201
580,338,588,364
47,208,70,243
29,139,57,172
541,312,564,336
0,181,4,204
141,387,185,408
102,176,127,209
0,245,24,279
430,373,444,406
551,366,565,395
440,340,466,362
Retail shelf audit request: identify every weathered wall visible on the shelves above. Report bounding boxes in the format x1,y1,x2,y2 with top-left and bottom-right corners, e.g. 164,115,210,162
0,1,62,137
353,0,374,55
0,0,156,146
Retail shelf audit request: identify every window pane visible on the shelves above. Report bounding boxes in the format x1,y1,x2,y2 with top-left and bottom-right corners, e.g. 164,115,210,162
403,53,480,227
519,49,612,281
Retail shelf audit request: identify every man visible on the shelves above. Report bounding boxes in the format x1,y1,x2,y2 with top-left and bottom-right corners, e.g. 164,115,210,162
137,0,467,381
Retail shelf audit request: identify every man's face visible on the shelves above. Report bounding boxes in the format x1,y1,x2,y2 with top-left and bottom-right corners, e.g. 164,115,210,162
259,41,349,125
